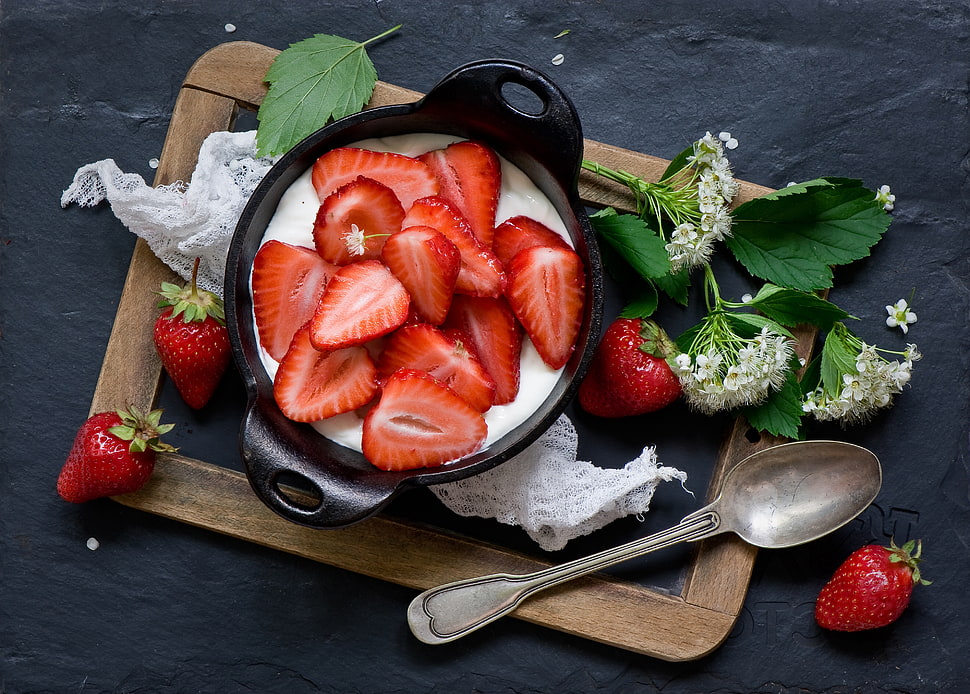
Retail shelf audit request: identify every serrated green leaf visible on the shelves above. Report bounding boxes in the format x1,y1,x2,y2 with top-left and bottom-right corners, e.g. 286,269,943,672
747,283,850,330
256,27,400,157
620,283,659,318
799,355,823,395
726,180,891,291
589,208,671,280
820,324,859,395
741,372,805,439
653,265,692,306
724,311,794,339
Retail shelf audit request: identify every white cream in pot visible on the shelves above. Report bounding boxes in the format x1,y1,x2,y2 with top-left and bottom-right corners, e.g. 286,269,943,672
254,133,575,453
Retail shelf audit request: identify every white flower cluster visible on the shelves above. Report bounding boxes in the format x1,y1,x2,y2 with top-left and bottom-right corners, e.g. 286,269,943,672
802,343,921,425
674,326,795,414
666,132,740,271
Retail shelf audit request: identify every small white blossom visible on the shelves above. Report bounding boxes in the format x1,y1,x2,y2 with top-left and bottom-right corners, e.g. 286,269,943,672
875,184,896,211
343,223,368,256
885,298,917,334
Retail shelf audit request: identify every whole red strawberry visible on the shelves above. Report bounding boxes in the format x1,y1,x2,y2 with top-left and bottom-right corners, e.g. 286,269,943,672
815,539,930,631
578,317,682,418
153,258,232,409
57,406,176,503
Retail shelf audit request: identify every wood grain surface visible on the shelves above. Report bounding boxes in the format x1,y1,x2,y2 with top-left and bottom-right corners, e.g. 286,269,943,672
98,41,813,660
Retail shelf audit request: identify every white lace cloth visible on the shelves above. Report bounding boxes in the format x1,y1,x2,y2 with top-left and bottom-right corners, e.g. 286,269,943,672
61,129,688,551
60,130,277,294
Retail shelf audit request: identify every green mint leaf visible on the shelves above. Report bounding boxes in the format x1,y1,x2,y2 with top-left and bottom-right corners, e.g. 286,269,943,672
741,371,805,439
747,283,851,330
256,26,401,157
589,208,671,280
726,178,891,291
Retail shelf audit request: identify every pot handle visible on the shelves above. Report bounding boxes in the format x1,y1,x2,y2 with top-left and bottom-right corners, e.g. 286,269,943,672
240,400,400,528
419,59,585,187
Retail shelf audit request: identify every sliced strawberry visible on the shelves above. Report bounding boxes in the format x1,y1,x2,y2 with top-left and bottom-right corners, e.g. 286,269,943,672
380,225,461,325
377,323,496,412
402,196,506,298
362,368,488,470
505,245,586,370
418,140,501,247
309,260,410,351
443,295,522,405
273,325,378,422
311,147,439,210
252,240,338,362
492,215,570,268
312,176,405,265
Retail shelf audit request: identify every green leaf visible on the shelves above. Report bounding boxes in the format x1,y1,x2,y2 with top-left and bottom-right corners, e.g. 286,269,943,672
620,284,659,318
653,265,692,306
726,178,891,291
661,144,694,181
589,208,671,280
741,372,805,439
256,26,401,157
799,354,823,395
746,283,850,330
819,324,859,396
724,311,794,339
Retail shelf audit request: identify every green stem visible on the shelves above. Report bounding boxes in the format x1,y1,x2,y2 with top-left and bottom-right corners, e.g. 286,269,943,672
363,24,403,46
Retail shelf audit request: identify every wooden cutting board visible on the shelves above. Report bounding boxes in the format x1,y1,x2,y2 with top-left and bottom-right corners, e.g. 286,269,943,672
89,41,812,661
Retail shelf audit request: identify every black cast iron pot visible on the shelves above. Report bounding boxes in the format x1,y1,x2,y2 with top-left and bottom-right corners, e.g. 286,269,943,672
225,59,604,528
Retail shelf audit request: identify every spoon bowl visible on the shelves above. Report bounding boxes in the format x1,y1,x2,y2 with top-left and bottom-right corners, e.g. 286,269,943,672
692,439,882,548
408,439,881,644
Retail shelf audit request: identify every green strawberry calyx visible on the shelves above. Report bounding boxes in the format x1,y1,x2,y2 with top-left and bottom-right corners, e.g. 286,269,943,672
637,319,679,360
157,257,226,326
887,538,931,586
107,405,178,454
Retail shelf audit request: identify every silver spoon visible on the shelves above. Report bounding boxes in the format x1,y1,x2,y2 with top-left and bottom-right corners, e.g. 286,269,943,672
408,439,881,644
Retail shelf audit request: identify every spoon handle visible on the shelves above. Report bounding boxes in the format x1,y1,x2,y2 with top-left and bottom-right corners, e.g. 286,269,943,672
407,510,721,644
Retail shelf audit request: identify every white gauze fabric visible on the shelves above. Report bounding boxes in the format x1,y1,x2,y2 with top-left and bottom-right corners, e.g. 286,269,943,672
60,129,688,551
433,414,688,551
60,130,277,295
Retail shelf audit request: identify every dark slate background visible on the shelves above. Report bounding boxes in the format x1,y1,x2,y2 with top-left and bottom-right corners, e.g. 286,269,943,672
2,1,968,692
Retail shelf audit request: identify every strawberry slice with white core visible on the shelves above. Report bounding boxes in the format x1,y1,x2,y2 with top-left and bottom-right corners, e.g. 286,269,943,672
381,225,461,325
252,240,337,362
443,294,523,405
505,245,586,370
362,368,488,470
402,196,506,298
492,215,571,268
312,175,405,265
418,140,501,247
309,260,410,351
377,323,496,412
311,147,439,210
273,325,379,422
